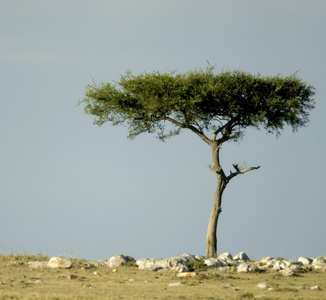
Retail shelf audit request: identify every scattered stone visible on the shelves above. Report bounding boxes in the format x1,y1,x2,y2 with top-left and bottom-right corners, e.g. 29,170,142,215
218,252,233,261
233,252,250,262
168,282,183,287
204,257,228,268
279,269,295,276
104,255,136,268
312,256,326,269
257,282,270,289
27,279,44,285
310,285,321,290
47,257,72,269
112,268,117,272
67,275,78,280
177,272,196,277
128,278,135,282
237,262,260,273
312,256,326,265
298,257,312,265
136,254,195,272
27,261,48,269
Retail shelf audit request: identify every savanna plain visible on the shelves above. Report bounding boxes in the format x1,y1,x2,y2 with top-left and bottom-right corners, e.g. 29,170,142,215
0,254,325,300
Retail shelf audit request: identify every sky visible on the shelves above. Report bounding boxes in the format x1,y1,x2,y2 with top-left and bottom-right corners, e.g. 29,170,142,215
1,0,325,261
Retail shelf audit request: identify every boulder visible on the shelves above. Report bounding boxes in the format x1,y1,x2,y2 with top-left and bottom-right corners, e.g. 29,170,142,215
298,257,312,265
312,256,326,269
136,254,193,272
237,262,260,273
104,255,136,267
204,258,228,268
218,252,233,261
233,252,250,262
47,257,72,269
258,257,277,269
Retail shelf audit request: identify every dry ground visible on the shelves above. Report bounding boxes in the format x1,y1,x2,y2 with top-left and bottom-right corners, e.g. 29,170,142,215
0,254,325,299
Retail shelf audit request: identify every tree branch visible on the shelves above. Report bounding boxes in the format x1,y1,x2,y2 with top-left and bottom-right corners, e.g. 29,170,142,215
227,165,260,182
213,115,240,142
165,116,212,145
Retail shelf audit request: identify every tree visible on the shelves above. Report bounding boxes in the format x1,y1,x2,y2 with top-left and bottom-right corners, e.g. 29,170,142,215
80,67,315,257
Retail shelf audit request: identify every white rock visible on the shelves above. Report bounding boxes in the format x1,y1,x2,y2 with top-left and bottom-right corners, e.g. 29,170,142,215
168,282,183,287
105,255,136,267
27,279,45,285
27,261,48,269
259,257,274,264
47,257,72,269
204,257,228,268
279,269,294,276
310,285,321,290
237,262,260,273
257,282,269,289
312,256,326,268
136,255,191,272
298,257,312,265
233,252,250,261
218,252,233,261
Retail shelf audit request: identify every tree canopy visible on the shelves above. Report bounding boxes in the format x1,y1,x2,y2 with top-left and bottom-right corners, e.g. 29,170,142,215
82,67,315,145
81,67,315,257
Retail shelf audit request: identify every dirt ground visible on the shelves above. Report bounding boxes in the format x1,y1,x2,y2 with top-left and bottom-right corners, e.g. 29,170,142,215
0,254,325,299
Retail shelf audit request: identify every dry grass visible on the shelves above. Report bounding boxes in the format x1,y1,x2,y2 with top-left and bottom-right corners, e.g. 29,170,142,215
0,254,325,299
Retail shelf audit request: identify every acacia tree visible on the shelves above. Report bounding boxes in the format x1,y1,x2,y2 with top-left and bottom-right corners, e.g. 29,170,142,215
81,67,315,257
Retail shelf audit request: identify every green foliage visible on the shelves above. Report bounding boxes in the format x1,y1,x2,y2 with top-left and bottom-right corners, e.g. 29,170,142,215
120,261,138,267
81,67,315,143
187,261,207,270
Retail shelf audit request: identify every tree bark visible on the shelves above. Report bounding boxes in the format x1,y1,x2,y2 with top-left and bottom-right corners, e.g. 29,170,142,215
205,141,260,257
206,184,224,257
206,141,227,258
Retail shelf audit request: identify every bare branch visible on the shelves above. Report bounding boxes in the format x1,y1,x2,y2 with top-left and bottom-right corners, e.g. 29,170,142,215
227,165,260,182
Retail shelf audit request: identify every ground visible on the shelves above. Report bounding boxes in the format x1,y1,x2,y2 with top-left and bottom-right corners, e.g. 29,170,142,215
0,254,325,299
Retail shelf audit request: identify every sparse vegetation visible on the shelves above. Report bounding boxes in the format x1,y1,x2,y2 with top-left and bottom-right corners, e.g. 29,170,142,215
0,254,325,299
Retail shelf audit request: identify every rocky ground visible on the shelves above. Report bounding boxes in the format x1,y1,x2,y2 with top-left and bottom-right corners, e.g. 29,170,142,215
1,252,326,299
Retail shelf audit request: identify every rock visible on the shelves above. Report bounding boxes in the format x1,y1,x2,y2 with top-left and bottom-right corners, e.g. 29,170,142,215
298,257,312,265
258,257,277,269
312,256,326,269
47,257,72,269
168,282,183,286
218,252,233,261
310,285,321,290
279,269,295,276
180,253,198,262
27,261,48,269
27,279,44,285
136,254,192,272
204,257,228,268
257,282,270,289
237,262,260,273
233,252,250,262
177,272,196,277
104,255,136,267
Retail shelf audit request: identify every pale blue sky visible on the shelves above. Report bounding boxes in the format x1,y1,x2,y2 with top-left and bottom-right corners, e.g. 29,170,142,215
1,0,325,260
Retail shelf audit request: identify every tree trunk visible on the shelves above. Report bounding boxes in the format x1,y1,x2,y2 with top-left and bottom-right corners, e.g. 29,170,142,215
206,186,223,257
206,141,227,257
